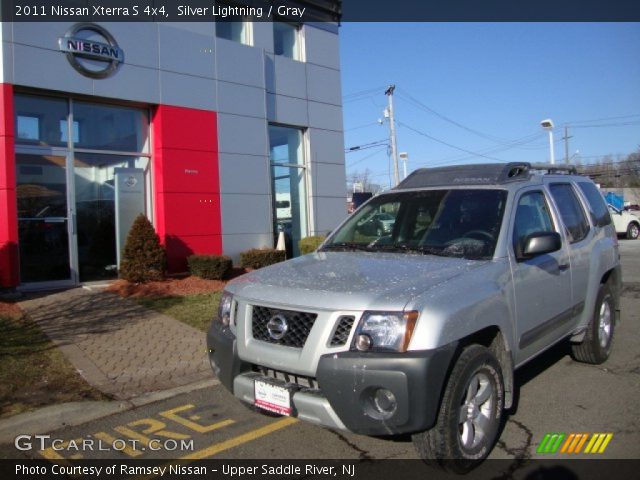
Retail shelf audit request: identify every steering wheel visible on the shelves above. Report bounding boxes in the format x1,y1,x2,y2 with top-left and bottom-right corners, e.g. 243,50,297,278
462,230,494,242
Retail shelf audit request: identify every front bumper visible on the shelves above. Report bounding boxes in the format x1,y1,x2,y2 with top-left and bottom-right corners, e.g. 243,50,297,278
207,322,457,436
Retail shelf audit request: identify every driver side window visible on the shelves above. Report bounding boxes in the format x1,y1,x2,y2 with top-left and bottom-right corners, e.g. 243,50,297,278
513,191,555,256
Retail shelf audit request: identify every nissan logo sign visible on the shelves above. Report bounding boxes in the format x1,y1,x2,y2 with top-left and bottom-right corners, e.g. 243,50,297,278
266,314,288,341
58,23,124,79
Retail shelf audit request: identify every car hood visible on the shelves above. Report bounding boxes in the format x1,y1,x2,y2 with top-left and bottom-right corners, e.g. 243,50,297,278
226,251,489,311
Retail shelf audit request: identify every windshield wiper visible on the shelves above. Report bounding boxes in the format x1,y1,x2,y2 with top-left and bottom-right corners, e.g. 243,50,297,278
371,243,448,256
321,242,374,252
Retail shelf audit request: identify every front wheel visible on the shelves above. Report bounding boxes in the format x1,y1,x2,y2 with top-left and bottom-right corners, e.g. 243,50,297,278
412,344,504,473
571,283,615,364
626,222,639,240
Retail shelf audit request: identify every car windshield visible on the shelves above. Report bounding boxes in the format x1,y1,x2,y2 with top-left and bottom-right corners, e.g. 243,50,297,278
323,189,507,260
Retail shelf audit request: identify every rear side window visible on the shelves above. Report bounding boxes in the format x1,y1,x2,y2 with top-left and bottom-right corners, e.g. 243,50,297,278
577,181,612,227
549,183,590,243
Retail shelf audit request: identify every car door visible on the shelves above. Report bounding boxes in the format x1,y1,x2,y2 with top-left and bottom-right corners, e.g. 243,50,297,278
510,188,573,366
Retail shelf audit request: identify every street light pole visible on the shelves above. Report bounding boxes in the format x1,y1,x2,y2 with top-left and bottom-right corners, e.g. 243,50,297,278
540,118,555,165
385,85,400,186
399,152,409,180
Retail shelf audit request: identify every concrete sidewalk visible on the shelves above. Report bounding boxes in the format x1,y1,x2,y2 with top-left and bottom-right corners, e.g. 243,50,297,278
19,288,212,401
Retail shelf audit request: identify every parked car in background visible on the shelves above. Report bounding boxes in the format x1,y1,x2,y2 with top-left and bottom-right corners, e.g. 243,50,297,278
608,204,640,239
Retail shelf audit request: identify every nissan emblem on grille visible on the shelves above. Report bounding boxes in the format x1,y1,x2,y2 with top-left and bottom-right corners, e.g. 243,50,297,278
266,314,288,340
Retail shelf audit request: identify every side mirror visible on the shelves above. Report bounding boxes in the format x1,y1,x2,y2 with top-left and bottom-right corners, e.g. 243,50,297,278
517,232,562,261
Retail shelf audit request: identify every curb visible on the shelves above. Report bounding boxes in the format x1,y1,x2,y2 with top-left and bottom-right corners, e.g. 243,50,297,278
0,378,220,445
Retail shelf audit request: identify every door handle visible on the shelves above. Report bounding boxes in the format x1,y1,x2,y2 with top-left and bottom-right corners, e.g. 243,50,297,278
559,263,570,272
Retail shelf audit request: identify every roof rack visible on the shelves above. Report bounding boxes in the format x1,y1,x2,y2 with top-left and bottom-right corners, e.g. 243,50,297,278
395,162,579,189
395,162,531,189
529,163,578,175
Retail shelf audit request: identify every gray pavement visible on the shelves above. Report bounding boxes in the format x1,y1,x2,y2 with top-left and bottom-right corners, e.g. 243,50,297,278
18,288,211,400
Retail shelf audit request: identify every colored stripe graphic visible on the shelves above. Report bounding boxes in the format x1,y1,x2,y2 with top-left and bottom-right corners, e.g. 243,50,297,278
540,433,613,454
584,433,614,454
537,433,565,453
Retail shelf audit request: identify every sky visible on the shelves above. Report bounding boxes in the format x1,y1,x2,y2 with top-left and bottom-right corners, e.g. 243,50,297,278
338,23,640,189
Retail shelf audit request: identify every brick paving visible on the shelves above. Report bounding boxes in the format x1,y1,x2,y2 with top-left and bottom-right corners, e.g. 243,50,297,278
19,288,211,400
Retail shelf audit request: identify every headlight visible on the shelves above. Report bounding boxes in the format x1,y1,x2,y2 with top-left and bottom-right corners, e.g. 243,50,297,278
216,291,233,327
353,311,419,352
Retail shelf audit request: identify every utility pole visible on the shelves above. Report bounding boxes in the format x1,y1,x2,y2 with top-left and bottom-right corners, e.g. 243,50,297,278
385,85,400,186
563,125,573,164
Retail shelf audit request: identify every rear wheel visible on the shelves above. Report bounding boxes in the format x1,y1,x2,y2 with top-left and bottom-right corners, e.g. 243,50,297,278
626,222,639,240
412,344,504,473
571,283,615,364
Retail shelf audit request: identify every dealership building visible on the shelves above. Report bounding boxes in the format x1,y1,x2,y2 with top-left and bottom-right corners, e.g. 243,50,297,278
0,6,346,289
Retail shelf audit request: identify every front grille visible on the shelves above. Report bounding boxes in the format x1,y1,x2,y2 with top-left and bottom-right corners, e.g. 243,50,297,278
252,365,318,390
330,316,355,346
252,305,317,348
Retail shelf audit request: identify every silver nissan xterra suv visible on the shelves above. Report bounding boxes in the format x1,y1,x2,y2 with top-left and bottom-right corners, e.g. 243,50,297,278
208,163,621,471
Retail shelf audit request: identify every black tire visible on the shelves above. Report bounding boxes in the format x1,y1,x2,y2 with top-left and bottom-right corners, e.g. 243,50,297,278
626,222,639,240
412,344,504,473
571,283,615,364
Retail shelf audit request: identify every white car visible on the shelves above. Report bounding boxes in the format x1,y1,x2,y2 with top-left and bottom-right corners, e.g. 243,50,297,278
608,205,640,239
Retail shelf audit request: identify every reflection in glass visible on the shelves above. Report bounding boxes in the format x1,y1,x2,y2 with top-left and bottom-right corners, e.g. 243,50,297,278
216,20,248,44
74,153,150,282
16,154,71,282
73,102,149,152
269,125,307,257
14,95,68,147
274,23,300,60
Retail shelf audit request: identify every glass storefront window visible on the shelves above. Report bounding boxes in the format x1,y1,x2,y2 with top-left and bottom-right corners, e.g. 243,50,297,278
269,125,307,257
73,102,149,152
274,22,301,61
14,95,68,147
16,153,71,282
13,93,151,286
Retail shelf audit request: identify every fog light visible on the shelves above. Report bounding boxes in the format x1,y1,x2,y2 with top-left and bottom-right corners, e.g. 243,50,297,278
356,334,372,351
373,389,397,415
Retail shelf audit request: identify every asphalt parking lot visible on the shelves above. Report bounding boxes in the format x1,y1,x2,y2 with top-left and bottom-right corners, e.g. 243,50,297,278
3,241,640,463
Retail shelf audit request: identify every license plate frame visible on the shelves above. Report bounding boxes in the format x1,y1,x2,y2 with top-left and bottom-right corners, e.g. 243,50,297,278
254,379,293,416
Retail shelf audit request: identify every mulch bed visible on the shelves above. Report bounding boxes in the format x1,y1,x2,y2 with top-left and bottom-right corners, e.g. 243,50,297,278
106,268,249,298
0,301,21,318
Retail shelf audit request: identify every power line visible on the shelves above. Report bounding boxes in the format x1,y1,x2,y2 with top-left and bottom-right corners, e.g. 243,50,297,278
345,138,388,153
395,89,515,144
570,121,640,129
567,113,640,125
344,121,380,132
397,121,512,162
346,146,388,168
343,86,388,99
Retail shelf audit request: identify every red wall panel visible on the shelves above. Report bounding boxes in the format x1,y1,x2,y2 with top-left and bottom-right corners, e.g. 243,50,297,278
157,149,220,194
0,83,18,288
152,105,221,273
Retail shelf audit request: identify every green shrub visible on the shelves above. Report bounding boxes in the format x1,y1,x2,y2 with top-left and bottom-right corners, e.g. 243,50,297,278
119,214,166,283
298,235,326,255
187,255,232,280
240,248,286,269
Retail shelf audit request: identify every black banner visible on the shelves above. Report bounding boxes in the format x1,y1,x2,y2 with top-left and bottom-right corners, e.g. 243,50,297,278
2,459,640,480
1,0,640,22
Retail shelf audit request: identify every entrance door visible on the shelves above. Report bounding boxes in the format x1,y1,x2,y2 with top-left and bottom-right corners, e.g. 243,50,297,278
73,153,140,282
16,151,74,285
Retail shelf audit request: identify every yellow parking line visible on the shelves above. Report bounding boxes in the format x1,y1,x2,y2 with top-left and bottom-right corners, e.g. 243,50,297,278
180,417,298,460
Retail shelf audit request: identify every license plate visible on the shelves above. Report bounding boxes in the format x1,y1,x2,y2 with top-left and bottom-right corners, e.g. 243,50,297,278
254,380,292,416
